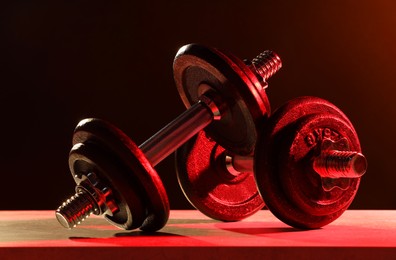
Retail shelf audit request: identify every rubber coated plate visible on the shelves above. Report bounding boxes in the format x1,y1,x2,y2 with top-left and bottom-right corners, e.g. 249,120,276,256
254,97,361,229
173,44,270,155
176,131,264,221
72,118,169,231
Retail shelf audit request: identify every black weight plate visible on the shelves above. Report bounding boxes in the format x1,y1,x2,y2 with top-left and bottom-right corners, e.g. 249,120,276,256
69,142,146,230
173,44,270,155
254,97,362,229
176,131,264,221
72,118,169,231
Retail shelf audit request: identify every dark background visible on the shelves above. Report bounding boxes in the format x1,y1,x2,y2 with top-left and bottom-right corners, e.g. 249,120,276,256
1,0,395,210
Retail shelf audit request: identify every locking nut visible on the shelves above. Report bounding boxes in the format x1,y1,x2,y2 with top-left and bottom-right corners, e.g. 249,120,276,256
56,172,119,229
313,138,367,179
55,188,98,229
247,50,282,86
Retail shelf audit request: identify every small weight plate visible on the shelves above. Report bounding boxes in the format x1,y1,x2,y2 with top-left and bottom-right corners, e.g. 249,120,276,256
176,131,264,221
72,118,170,231
254,97,361,229
69,142,146,230
173,44,271,155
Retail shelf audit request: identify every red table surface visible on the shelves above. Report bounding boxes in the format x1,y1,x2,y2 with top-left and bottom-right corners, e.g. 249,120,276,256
0,210,395,259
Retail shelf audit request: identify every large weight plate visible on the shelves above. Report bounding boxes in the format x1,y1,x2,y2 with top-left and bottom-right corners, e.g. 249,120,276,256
176,131,264,221
254,97,361,229
72,118,169,231
173,44,271,155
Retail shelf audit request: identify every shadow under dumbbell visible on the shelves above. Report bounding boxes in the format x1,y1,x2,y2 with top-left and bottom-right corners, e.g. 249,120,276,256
68,232,186,246
114,231,180,237
217,226,302,236
167,219,219,224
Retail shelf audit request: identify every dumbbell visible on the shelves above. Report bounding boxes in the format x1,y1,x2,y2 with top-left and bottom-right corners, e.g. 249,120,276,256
176,96,367,228
55,43,282,231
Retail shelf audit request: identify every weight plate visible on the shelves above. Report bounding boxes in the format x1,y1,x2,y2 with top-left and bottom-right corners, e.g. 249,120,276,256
72,118,170,231
69,142,146,230
176,131,264,221
254,97,361,229
173,44,271,155
281,115,360,215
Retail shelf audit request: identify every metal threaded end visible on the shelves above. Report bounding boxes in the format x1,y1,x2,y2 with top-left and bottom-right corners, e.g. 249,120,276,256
313,151,367,178
55,190,97,229
251,50,282,82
